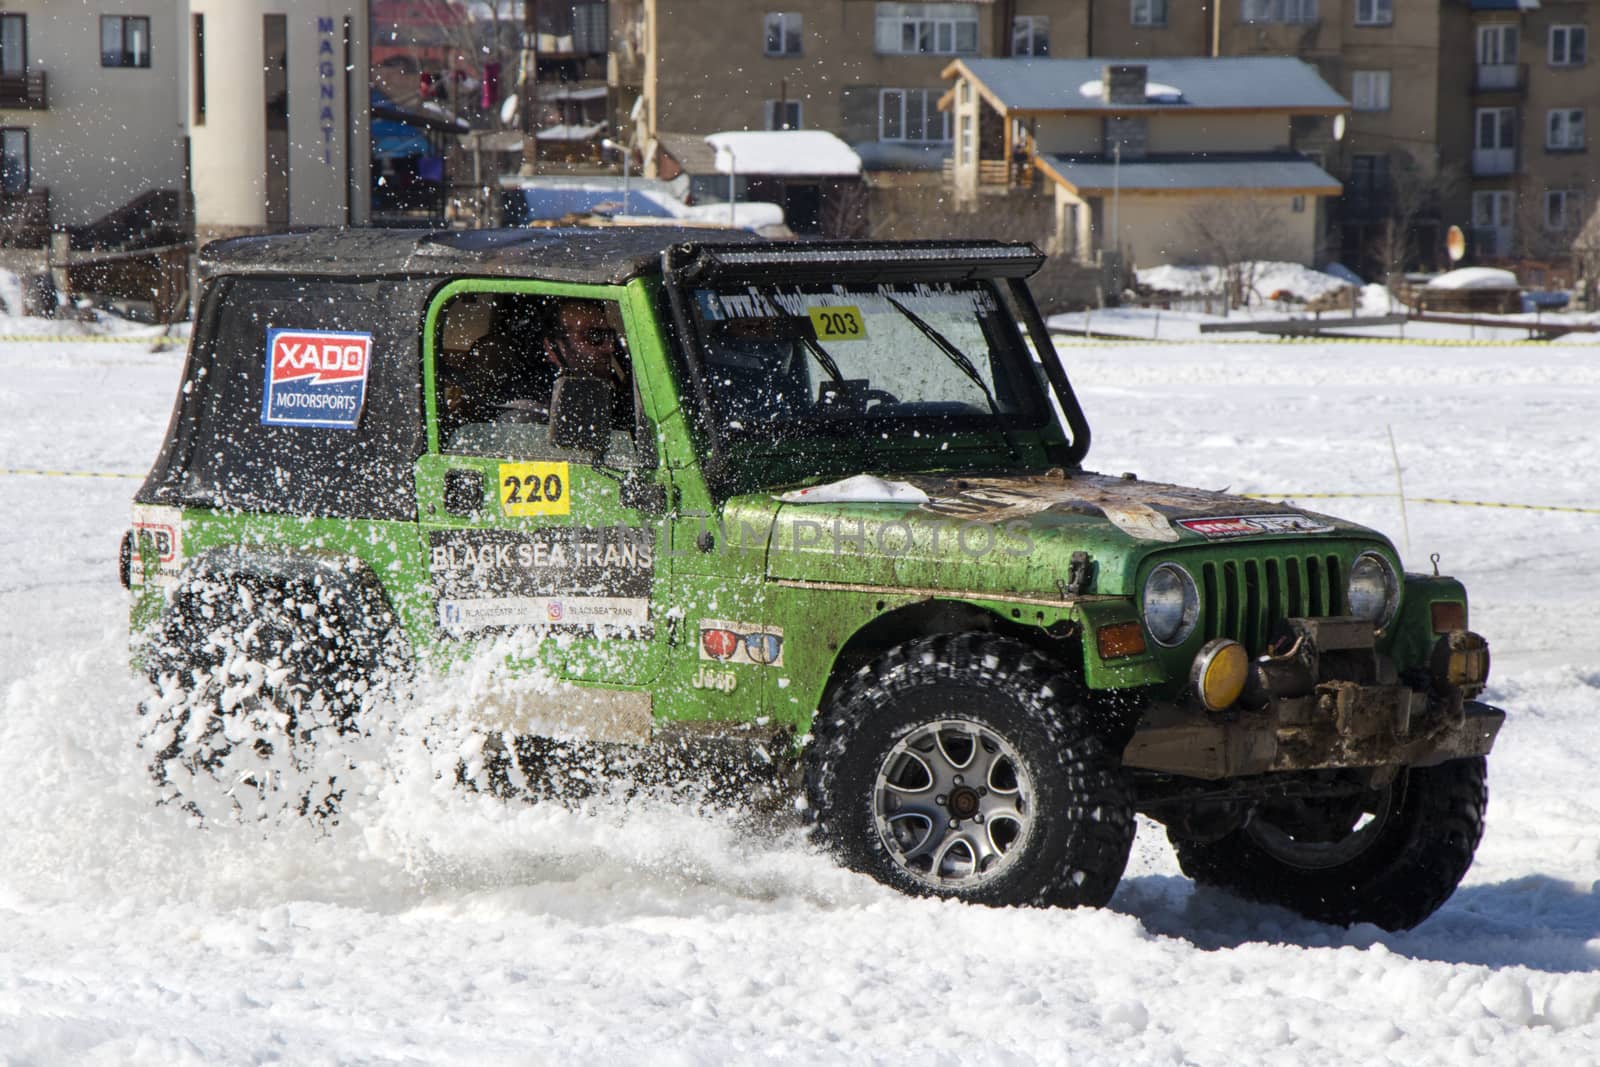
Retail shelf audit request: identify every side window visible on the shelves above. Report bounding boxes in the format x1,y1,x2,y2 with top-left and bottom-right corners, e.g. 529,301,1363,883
433,291,640,465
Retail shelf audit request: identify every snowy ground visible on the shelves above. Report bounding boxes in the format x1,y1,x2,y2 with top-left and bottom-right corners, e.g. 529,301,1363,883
1,331,1598,1064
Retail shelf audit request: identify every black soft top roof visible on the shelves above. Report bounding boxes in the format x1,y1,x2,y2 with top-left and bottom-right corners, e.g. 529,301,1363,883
198,227,1045,287
198,226,769,286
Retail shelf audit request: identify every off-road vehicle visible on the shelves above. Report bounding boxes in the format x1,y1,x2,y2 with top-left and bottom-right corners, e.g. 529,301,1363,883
125,227,1503,929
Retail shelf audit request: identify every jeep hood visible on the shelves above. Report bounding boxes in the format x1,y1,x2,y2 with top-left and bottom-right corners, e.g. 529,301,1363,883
747,470,1388,598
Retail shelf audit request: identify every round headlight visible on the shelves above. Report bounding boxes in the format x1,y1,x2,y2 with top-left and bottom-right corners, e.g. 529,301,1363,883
1143,563,1199,647
1347,551,1400,628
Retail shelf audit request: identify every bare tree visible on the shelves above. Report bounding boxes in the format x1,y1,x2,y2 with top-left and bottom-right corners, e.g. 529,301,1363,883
1370,152,1464,284
1562,200,1600,308
1182,198,1297,313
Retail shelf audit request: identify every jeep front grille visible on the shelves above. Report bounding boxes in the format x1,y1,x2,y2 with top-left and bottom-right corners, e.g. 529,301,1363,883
1200,554,1345,656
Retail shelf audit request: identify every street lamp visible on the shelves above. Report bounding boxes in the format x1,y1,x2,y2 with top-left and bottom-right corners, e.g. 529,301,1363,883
601,137,630,215
721,144,738,227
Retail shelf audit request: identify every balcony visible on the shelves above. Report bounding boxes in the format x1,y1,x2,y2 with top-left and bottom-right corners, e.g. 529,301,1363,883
0,70,47,110
1474,63,1526,93
1472,147,1515,175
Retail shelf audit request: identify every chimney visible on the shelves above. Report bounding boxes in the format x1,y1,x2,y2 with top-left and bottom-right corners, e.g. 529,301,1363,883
1102,64,1148,106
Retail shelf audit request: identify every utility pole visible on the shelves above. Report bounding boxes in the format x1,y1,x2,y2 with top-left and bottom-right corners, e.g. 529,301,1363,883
520,0,540,174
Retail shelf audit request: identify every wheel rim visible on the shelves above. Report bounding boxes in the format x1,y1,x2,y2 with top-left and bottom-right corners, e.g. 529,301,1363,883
872,719,1035,889
1244,780,1402,870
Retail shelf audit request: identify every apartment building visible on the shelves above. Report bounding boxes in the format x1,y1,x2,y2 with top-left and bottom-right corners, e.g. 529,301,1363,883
1467,0,1598,267
0,1,371,251
640,0,1089,182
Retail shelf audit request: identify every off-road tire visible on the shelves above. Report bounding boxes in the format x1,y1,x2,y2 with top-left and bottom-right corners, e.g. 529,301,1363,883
1169,756,1488,931
139,572,397,823
805,633,1135,908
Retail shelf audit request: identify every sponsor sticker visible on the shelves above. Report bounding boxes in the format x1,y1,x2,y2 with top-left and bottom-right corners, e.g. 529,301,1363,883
129,504,184,586
261,328,373,429
1177,514,1336,540
699,619,784,667
429,526,654,637
437,596,648,634
498,461,571,517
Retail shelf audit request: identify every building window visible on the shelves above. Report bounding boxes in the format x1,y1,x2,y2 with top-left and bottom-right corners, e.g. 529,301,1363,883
958,114,973,164
1241,0,1318,25
0,14,26,76
1472,190,1513,256
1353,0,1391,26
0,128,28,194
1549,25,1587,67
879,88,951,142
1476,107,1516,151
1131,0,1168,28
875,3,979,56
101,15,151,68
765,99,802,130
1545,189,1582,231
1291,195,1307,213
1012,15,1049,55
764,12,802,56
1547,108,1585,150
1352,70,1391,111
1477,24,1518,67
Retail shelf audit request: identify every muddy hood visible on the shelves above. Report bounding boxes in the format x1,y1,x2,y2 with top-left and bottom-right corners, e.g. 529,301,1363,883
756,470,1388,598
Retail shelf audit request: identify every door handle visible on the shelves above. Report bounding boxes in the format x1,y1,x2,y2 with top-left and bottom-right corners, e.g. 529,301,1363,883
443,468,484,516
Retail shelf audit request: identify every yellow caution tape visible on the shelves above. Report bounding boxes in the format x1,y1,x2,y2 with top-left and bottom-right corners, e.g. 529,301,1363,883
1052,335,1586,347
1244,492,1600,515
1,468,141,480
0,334,182,344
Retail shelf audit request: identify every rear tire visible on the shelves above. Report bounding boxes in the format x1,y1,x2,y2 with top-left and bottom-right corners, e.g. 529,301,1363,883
139,572,397,823
806,633,1134,908
1169,757,1488,931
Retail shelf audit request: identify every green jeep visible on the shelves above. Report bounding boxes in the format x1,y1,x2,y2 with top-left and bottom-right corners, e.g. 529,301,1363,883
125,227,1503,930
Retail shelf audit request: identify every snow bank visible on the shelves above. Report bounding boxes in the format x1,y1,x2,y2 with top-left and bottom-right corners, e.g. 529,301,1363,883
1137,261,1353,303
1427,267,1521,291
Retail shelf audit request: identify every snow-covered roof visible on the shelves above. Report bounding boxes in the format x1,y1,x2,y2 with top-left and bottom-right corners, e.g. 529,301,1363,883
535,122,605,142
950,57,1347,113
705,131,862,177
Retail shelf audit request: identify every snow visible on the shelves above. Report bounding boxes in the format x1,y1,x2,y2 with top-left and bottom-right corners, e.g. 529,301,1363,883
777,474,930,504
1077,78,1185,102
2,327,1599,1062
707,131,863,177
1427,267,1521,291
1137,261,1354,303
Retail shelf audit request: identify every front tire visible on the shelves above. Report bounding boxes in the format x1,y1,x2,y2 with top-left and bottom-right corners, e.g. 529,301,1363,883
1169,757,1488,930
806,634,1134,908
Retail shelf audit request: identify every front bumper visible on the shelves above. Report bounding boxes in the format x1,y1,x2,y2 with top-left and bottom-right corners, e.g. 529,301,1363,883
1120,616,1505,780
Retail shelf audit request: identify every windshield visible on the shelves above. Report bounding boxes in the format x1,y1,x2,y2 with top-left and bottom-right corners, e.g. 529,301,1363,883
684,279,1049,446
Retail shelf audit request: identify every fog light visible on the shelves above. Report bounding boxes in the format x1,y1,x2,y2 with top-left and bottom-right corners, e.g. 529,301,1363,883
1097,621,1147,661
1192,638,1248,712
1430,630,1490,691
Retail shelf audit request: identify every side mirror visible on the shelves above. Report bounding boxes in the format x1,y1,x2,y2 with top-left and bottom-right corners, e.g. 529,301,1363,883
548,374,612,454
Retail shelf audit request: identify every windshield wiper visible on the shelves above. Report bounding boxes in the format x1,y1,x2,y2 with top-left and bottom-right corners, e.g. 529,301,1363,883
798,333,844,383
884,295,1022,464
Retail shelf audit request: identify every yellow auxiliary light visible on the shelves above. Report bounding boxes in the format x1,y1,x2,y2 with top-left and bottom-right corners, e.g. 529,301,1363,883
1191,638,1249,712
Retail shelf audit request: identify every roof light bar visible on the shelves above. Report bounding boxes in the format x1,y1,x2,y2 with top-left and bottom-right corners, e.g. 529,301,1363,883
669,240,1046,284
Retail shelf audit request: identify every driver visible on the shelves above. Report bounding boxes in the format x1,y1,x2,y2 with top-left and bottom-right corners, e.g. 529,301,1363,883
544,299,632,427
